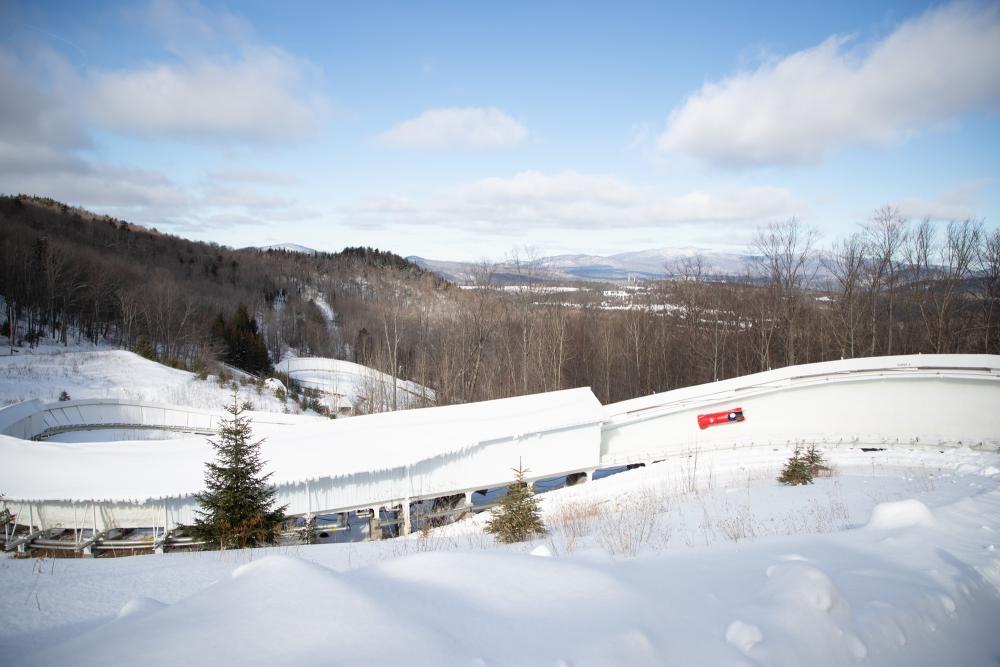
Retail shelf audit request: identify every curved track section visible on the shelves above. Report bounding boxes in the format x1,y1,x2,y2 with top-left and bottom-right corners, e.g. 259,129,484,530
0,398,318,441
602,354,1000,465
1,355,998,541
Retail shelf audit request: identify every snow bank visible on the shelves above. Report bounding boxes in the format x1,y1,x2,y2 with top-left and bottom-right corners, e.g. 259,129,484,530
866,499,936,530
25,555,449,667
18,529,1000,667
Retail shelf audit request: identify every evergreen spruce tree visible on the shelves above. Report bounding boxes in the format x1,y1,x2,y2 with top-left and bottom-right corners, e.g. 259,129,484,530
778,447,814,486
0,494,13,529
485,463,546,543
804,445,829,478
193,392,286,549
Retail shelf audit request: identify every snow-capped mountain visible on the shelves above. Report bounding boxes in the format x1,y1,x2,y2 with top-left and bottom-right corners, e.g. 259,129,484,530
409,247,756,283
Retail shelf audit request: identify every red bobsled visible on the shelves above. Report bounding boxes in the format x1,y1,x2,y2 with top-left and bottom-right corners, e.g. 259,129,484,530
697,407,745,430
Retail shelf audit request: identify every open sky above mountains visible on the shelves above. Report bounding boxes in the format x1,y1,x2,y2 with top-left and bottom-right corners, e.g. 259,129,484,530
1,0,998,260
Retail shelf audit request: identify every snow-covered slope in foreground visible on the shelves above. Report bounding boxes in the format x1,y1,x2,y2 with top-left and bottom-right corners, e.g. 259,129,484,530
3,447,999,666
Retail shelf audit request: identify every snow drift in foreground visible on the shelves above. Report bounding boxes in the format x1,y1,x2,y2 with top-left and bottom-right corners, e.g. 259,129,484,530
3,448,1000,667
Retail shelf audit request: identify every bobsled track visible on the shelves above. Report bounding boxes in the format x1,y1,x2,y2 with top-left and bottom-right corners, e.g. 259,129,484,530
1,354,999,555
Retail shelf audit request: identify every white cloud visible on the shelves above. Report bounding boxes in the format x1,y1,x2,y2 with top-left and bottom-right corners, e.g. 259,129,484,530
0,2,321,233
2,156,190,213
0,47,187,213
379,107,527,150
142,0,255,58
84,47,328,143
0,49,86,152
72,0,330,143
0,1,330,146
658,2,1000,166
344,170,795,230
892,180,989,221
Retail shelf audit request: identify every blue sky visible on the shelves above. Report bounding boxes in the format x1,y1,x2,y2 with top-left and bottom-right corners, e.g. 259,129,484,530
1,0,997,260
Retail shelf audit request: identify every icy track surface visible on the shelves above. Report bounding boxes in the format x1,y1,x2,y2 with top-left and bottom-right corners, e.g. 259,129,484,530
3,448,1000,666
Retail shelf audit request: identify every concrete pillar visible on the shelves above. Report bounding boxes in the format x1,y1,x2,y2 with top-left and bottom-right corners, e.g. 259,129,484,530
368,508,382,541
402,500,411,536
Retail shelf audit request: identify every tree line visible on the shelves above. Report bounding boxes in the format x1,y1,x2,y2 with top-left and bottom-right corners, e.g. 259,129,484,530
335,210,1000,407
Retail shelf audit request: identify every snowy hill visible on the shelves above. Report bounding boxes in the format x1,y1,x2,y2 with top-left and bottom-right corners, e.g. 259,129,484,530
280,356,435,415
0,348,297,414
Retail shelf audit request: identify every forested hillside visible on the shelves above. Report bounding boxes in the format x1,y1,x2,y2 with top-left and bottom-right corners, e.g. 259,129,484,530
0,195,443,375
2,195,998,408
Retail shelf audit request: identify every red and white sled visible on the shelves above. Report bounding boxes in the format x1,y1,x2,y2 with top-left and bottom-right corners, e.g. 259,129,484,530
697,407,745,430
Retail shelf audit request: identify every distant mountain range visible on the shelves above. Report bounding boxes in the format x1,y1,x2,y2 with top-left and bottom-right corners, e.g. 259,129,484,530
254,242,835,285
408,247,759,283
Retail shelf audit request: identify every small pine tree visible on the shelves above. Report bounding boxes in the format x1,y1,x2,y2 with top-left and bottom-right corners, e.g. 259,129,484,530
193,392,286,549
778,447,814,486
804,445,829,478
132,335,155,360
485,463,546,543
0,493,13,528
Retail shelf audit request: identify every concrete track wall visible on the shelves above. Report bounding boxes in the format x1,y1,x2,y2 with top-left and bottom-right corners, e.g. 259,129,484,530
0,398,315,441
601,367,1000,466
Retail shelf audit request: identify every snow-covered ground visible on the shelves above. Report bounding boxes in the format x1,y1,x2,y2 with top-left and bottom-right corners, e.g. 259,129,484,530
2,446,999,666
2,347,999,664
279,356,435,414
0,347,301,414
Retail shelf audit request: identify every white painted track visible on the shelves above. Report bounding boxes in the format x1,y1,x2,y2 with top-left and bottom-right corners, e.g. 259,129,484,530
602,354,1000,464
1,354,998,533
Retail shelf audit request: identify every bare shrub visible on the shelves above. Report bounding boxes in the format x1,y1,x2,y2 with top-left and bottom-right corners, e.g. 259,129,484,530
547,501,603,554
717,504,759,542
